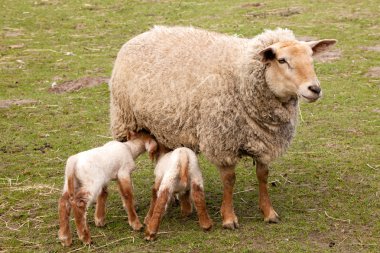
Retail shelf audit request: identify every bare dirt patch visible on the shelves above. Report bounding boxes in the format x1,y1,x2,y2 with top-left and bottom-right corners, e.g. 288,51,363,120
0,99,38,108
365,67,380,78
240,3,264,8
245,7,302,18
314,49,341,63
3,28,24,37
48,76,109,94
360,45,380,52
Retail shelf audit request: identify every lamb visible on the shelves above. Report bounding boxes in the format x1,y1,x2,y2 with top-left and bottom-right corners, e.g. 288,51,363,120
144,146,213,241
109,26,337,229
58,132,157,246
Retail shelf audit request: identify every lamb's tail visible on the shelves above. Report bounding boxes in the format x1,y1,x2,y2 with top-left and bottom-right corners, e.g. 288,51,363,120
65,156,77,199
178,150,189,188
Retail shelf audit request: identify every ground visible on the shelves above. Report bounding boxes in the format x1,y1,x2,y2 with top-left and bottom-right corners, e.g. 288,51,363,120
0,0,379,252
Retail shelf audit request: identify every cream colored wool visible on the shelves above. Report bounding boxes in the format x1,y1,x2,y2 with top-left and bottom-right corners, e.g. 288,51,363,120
110,26,299,167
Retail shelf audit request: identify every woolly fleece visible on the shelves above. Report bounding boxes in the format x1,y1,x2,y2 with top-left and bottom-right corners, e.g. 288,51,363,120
110,26,299,167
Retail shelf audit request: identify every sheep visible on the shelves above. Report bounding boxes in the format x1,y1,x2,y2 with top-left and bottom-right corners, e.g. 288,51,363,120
144,146,213,241
109,26,337,229
58,132,157,246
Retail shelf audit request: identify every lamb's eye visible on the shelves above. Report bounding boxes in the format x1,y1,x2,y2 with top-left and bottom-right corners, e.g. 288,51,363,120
278,58,287,64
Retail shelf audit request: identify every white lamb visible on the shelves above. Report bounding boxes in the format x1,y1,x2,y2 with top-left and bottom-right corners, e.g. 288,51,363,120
58,132,157,246
144,146,213,241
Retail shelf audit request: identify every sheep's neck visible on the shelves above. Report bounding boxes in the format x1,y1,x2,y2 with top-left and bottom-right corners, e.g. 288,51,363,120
125,140,146,159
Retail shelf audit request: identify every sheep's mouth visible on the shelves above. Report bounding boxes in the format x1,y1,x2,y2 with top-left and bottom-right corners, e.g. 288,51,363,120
301,94,320,103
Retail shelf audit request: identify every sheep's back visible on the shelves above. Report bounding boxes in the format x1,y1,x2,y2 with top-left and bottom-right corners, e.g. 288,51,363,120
111,26,248,155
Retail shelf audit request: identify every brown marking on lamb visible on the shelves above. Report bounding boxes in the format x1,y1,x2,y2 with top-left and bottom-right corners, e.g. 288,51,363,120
145,188,170,241
94,186,108,227
117,177,142,231
191,183,213,230
72,190,91,245
58,192,72,246
179,190,192,217
144,180,161,225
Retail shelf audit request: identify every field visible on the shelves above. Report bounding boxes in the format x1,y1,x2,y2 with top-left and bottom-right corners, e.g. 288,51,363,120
0,0,379,252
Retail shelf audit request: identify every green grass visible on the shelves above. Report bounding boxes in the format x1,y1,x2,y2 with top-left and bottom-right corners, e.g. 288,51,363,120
1,0,379,252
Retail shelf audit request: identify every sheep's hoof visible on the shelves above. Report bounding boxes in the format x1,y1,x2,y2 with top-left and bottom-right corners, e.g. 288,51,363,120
94,217,105,227
263,209,280,223
200,219,213,231
222,216,239,230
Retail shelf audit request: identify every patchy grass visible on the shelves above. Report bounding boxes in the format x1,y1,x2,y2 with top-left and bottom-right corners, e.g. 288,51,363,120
0,0,379,252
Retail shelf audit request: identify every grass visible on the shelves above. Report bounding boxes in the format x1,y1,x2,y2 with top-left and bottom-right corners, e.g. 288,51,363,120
0,0,379,252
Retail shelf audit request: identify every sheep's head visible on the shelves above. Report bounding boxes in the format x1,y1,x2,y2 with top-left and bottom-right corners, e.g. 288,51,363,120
259,39,336,103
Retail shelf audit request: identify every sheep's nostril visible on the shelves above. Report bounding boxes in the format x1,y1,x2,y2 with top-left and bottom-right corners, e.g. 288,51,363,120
308,85,321,95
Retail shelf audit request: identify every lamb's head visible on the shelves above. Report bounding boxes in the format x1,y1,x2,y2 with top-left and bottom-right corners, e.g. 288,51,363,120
259,39,336,102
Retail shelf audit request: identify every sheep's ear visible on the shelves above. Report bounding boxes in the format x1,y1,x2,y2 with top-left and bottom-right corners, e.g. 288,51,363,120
259,46,276,62
306,39,337,56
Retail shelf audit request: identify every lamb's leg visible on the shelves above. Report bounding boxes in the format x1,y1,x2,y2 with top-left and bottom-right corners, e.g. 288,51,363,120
219,166,239,229
145,188,170,241
179,190,192,217
117,177,142,231
256,161,280,223
144,180,161,225
58,192,72,246
191,183,213,230
94,186,108,227
72,189,91,245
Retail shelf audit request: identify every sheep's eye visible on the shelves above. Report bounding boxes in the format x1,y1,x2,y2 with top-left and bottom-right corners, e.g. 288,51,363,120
278,58,287,64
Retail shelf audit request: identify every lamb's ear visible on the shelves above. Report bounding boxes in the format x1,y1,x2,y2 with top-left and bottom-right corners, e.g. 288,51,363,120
259,46,276,62
306,39,337,56
127,131,137,140
146,140,158,161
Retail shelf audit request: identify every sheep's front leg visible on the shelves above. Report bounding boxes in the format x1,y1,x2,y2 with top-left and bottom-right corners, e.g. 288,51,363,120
58,192,72,246
145,188,170,241
256,161,279,223
219,166,239,229
117,177,142,231
191,183,213,230
179,190,192,217
72,189,91,245
94,186,108,227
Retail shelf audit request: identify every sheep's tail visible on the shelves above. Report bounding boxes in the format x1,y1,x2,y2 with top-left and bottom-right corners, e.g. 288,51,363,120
65,156,77,199
178,150,189,188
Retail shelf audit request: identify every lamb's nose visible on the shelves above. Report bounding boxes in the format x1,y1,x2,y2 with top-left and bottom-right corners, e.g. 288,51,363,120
308,85,321,95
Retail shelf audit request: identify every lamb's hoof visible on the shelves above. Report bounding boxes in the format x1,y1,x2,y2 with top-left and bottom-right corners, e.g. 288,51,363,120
94,217,105,227
58,233,72,247
144,230,156,241
130,220,143,231
264,209,280,223
222,216,239,230
81,234,91,245
181,209,193,218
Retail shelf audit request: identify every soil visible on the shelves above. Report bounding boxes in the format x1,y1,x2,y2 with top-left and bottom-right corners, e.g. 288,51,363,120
0,99,38,108
365,67,380,78
48,76,109,94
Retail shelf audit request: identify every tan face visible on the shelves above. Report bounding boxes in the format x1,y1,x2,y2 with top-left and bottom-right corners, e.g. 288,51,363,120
259,39,336,102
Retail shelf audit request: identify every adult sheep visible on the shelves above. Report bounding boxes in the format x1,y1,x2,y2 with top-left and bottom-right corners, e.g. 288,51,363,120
109,26,336,229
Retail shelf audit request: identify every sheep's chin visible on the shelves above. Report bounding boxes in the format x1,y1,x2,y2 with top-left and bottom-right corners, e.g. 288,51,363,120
300,94,320,103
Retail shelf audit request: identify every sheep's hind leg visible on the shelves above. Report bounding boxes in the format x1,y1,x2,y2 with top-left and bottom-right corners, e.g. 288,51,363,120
145,188,170,241
58,192,72,246
94,186,108,227
117,177,142,231
179,190,192,217
191,183,213,230
72,189,91,245
256,161,280,223
219,166,239,229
